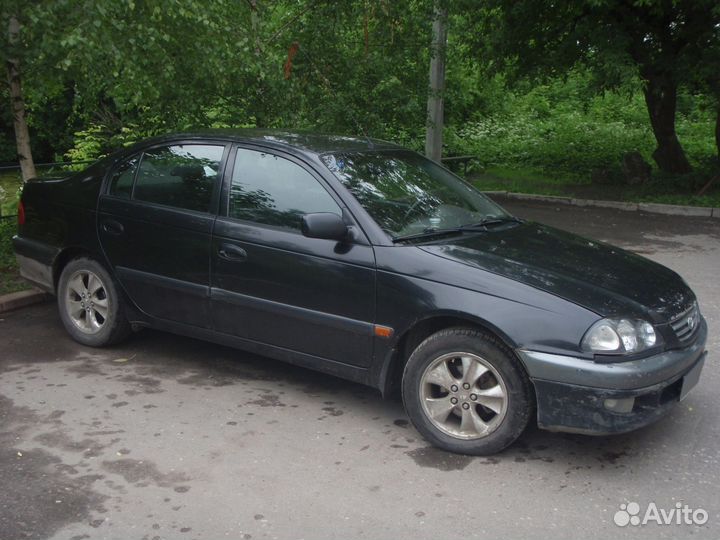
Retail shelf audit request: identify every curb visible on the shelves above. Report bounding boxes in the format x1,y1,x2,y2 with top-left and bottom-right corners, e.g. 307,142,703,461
484,191,718,218
0,288,50,314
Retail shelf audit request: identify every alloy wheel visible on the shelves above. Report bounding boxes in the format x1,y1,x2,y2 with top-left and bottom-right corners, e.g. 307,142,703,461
420,352,508,439
64,270,109,334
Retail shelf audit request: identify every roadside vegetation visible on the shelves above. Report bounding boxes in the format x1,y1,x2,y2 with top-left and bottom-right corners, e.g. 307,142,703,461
0,217,23,295
1,78,717,216
407,72,719,206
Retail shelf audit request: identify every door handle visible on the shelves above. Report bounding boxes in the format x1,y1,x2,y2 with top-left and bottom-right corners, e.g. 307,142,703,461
102,219,124,236
218,243,247,261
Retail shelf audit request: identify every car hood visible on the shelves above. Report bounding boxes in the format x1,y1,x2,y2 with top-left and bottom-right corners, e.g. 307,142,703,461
419,222,694,321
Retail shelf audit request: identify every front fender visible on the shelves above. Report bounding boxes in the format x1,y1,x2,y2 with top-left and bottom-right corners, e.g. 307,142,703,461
368,246,600,394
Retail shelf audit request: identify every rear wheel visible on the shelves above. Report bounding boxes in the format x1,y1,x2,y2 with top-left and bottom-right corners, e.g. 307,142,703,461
57,257,130,347
402,327,533,455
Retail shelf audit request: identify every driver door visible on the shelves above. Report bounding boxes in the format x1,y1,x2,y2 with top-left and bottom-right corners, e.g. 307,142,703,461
210,146,377,367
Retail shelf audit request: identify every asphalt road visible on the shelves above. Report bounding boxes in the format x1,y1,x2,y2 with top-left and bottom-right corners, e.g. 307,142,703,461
1,198,718,540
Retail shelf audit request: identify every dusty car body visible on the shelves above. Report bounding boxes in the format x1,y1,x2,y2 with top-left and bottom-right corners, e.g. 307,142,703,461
13,130,707,454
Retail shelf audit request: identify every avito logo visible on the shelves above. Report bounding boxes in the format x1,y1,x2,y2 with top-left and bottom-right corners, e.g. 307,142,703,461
614,501,708,527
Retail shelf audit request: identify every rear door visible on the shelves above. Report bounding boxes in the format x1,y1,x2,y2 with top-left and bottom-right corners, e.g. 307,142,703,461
210,145,376,367
98,142,228,327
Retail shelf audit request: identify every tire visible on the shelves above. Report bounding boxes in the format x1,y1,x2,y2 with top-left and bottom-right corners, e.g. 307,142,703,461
57,257,131,347
402,327,533,455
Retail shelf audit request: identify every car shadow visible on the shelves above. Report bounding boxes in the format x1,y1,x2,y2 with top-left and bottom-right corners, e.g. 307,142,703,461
122,326,679,474
2,303,688,477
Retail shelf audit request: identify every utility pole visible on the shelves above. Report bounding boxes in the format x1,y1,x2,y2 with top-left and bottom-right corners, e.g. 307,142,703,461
424,2,447,163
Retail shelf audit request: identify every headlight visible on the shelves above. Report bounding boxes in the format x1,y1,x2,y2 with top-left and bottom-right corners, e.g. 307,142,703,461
581,318,660,355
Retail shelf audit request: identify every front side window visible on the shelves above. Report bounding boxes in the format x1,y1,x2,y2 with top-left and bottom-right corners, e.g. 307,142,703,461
133,144,225,212
321,150,509,238
229,148,341,230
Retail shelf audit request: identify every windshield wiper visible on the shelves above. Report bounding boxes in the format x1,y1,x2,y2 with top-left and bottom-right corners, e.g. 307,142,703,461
392,227,466,243
391,216,524,243
460,216,524,229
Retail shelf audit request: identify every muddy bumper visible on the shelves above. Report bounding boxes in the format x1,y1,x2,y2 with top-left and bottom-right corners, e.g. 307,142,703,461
517,319,707,435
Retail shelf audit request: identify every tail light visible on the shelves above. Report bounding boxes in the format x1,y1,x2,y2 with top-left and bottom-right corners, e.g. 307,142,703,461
17,200,25,225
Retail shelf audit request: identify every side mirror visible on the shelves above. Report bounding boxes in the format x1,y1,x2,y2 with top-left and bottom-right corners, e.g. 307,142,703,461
301,213,349,241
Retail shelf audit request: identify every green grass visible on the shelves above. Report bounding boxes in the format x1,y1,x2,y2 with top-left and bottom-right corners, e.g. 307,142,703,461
1,172,33,296
474,166,586,192
468,165,720,207
0,173,28,296
442,78,719,207
0,171,22,217
0,266,28,296
0,218,29,296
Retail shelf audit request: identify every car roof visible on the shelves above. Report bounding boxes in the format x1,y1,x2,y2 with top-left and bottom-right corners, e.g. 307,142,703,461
135,129,403,156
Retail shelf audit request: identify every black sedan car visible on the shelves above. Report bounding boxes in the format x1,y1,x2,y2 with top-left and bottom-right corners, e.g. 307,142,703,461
13,130,707,455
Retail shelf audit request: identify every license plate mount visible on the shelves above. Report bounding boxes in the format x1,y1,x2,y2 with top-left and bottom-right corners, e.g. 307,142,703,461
680,354,705,401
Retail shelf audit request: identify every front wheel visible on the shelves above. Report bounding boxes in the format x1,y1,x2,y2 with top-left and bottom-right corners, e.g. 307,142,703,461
57,257,130,347
402,327,533,455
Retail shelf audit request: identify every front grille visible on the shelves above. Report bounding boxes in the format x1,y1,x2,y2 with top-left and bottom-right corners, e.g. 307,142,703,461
670,302,700,343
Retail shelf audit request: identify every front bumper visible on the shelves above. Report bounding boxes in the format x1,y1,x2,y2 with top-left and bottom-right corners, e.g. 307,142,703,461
517,318,708,435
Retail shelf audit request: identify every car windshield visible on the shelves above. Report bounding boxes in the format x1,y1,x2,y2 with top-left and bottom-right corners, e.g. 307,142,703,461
321,150,511,239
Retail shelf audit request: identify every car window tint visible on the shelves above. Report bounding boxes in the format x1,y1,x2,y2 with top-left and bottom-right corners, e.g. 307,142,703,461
229,148,341,229
134,144,224,212
109,156,138,199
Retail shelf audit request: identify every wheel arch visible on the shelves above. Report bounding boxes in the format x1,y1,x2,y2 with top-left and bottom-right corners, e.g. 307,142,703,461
377,312,521,398
52,246,104,293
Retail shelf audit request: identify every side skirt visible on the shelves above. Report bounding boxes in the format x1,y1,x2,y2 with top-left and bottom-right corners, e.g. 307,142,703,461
131,315,375,389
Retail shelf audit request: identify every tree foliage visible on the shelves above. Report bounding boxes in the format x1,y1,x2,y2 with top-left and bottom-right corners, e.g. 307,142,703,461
0,0,718,187
473,0,720,175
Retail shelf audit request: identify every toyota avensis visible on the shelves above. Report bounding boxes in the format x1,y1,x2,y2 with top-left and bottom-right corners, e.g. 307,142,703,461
13,130,707,455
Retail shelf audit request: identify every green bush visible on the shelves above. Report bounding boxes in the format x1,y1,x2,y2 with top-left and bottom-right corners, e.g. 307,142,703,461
65,123,165,163
0,217,17,268
0,173,22,217
444,74,716,182
0,217,30,295
450,113,653,179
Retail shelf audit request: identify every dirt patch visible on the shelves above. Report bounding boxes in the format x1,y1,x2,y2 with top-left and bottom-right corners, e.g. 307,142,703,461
246,393,286,407
177,371,238,387
101,458,190,488
33,430,109,458
321,406,344,417
65,359,108,378
115,374,164,394
404,447,476,471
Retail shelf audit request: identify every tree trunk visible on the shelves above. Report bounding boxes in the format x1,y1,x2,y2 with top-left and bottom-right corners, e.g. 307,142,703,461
424,2,447,163
248,0,261,55
6,15,36,182
642,75,691,175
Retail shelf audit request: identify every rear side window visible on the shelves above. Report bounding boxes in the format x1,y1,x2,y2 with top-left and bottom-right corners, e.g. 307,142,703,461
109,156,139,199
229,148,341,229
134,144,225,212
